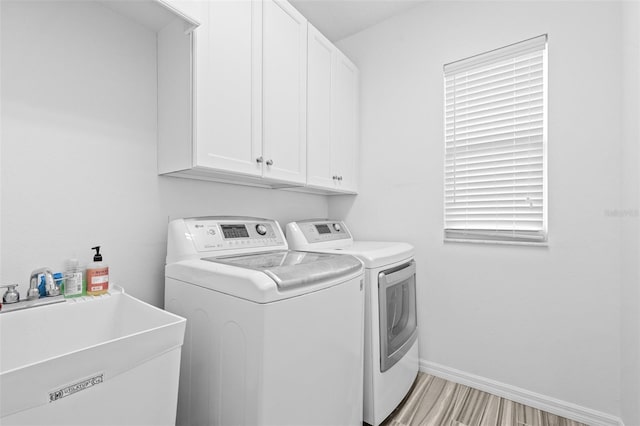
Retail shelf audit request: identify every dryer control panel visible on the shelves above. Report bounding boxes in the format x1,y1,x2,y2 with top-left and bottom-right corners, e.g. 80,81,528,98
286,220,352,246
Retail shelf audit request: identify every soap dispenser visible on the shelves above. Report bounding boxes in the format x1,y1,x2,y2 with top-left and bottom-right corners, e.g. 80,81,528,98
64,258,85,298
86,246,109,296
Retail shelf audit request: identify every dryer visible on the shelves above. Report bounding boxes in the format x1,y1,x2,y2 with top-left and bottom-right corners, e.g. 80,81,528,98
165,217,365,426
286,219,419,426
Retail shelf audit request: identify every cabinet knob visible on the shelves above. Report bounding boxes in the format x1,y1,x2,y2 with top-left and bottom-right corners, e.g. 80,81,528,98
256,156,264,164
332,175,337,180
266,159,274,166
338,176,343,181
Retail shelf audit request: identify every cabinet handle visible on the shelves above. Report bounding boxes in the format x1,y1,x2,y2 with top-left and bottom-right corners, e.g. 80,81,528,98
256,156,264,163
338,176,343,181
332,175,337,180
266,159,274,166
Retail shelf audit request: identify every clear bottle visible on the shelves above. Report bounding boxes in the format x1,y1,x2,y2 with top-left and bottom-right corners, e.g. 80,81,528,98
86,246,109,296
64,258,85,298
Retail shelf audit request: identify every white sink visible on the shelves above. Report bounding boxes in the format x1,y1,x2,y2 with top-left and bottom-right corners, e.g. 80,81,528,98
0,288,186,425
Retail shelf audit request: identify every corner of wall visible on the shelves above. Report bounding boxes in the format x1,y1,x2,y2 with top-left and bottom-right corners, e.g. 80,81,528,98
620,1,640,425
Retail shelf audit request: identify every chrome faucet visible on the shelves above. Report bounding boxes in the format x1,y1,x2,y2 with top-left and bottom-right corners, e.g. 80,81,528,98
28,267,59,299
0,269,65,313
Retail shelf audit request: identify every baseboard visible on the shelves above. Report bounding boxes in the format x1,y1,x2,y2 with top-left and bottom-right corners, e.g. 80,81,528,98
420,360,624,426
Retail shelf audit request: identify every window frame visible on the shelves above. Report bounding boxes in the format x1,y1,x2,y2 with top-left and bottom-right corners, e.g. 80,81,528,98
443,35,548,246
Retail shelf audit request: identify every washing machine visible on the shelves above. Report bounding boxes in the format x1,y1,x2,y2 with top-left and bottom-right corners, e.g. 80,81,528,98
286,219,419,426
164,216,365,426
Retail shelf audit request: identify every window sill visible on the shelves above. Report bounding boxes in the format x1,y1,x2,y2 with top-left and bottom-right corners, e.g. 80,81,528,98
443,238,549,247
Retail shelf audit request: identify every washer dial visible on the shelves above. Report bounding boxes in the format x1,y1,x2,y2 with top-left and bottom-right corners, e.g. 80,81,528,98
256,224,268,236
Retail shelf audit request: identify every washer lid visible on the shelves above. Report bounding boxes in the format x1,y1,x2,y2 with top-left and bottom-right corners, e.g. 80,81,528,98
203,250,362,289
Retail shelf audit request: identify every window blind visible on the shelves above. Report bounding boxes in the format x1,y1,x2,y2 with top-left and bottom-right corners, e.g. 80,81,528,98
444,35,547,244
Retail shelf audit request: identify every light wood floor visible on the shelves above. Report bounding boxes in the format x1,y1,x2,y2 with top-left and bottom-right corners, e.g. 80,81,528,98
382,373,587,426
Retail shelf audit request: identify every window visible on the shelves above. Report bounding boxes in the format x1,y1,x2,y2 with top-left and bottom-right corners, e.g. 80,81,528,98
444,35,548,244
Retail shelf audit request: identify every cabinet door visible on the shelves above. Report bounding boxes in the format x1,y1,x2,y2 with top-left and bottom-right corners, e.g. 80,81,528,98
195,0,262,177
306,24,335,189
262,0,307,184
331,51,359,193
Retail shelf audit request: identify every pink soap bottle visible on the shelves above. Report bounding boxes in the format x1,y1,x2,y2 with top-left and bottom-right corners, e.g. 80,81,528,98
86,246,109,296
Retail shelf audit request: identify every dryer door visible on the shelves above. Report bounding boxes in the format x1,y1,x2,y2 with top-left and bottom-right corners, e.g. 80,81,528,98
378,260,417,372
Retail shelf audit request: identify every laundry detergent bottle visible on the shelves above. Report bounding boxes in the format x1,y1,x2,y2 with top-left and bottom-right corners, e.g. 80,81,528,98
86,246,109,296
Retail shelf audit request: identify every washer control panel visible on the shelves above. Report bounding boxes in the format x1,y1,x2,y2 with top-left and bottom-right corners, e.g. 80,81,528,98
295,220,351,244
185,217,286,253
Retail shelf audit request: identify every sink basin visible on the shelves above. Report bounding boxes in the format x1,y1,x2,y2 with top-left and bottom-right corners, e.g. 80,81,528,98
0,287,186,425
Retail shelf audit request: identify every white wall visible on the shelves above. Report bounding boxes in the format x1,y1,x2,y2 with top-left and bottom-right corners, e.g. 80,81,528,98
0,0,3,283
0,1,328,308
332,0,624,418
621,1,640,424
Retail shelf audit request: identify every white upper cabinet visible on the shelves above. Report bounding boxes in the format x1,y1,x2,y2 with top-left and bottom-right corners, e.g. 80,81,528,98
307,25,335,190
158,0,308,187
157,0,358,193
331,51,359,193
195,0,262,177
262,0,308,184
306,24,359,194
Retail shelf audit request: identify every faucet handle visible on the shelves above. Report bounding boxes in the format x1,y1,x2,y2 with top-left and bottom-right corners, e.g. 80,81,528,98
0,284,21,304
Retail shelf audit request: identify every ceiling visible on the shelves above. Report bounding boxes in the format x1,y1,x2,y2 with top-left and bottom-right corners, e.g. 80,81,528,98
289,0,425,42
